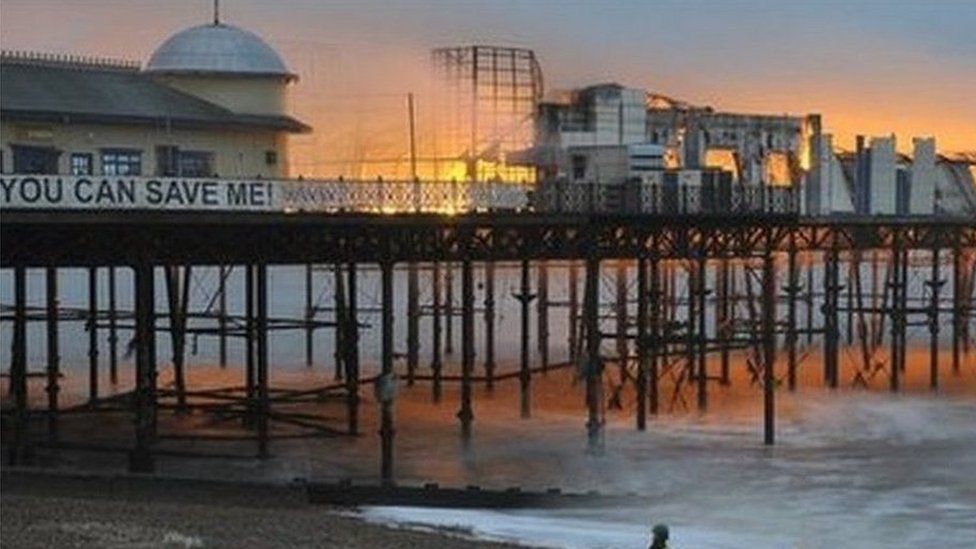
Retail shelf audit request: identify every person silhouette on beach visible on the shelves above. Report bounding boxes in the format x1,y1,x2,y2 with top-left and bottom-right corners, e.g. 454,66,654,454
648,523,669,549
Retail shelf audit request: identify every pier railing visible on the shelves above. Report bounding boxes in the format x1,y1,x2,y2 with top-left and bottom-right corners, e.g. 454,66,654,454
0,174,797,215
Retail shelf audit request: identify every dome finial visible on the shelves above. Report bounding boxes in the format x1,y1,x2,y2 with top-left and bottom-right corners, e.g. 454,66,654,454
213,0,220,25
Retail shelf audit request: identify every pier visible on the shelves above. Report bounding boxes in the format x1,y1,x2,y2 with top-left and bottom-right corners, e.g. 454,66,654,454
1,202,974,481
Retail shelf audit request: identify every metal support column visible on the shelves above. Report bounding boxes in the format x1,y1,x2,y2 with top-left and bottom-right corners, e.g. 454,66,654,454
244,265,256,427
345,262,360,434
46,267,60,442
445,262,454,355
537,261,549,370
130,262,156,472
928,246,942,390
518,259,533,418
786,232,799,391
379,260,395,484
649,255,661,416
568,261,579,364
218,266,227,368
762,249,777,446
9,267,29,465
407,263,419,386
615,261,628,376
88,267,99,404
483,262,496,390
824,245,840,388
585,256,604,454
889,235,903,392
636,256,648,430
108,267,118,384
256,263,270,458
459,259,475,443
431,261,443,402
718,259,731,386
305,263,314,368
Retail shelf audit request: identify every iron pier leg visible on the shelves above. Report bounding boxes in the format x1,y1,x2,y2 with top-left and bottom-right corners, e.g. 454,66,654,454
165,267,189,412
130,263,156,472
806,253,815,345
889,237,903,393
88,267,99,404
46,267,60,442
445,262,454,355
218,266,228,368
244,265,256,427
762,249,777,446
585,256,604,454
928,246,941,390
649,256,661,416
786,233,799,392
952,243,962,375
537,261,550,371
380,260,395,484
305,263,314,368
9,267,29,465
636,256,648,431
333,264,346,382
407,262,420,386
483,262,496,391
459,259,475,443
431,262,443,403
824,246,840,388
696,254,708,412
615,261,628,381
568,261,579,365
108,267,118,384
718,259,731,386
256,263,270,458
518,259,533,418
345,263,360,435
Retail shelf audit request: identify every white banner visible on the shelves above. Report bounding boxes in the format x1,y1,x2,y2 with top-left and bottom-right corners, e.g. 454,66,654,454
0,175,530,213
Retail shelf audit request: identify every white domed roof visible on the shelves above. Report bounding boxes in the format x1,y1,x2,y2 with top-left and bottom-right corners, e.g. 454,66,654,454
145,23,292,78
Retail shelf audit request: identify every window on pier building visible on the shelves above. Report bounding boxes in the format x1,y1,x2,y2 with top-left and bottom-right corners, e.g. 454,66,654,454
70,153,93,175
572,154,587,180
156,146,214,177
101,149,142,176
11,144,60,174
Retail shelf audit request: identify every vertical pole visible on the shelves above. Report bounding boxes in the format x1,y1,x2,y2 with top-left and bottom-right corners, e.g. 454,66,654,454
46,268,60,442
130,262,156,472
379,260,395,484
952,241,962,375
762,247,777,446
928,246,941,390
9,267,29,465
256,263,269,458
88,267,99,404
786,231,799,391
305,263,314,368
218,266,227,368
483,262,496,390
333,264,346,382
108,267,118,384
824,244,840,388
459,259,475,443
165,267,187,412
244,265,256,427
519,259,532,418
407,262,419,386
718,259,731,386
636,255,648,430
537,261,550,370
805,253,815,345
649,255,661,416
345,262,360,434
430,261,443,402
585,255,603,454
889,234,902,393
696,253,708,412
568,261,579,364
445,262,454,355
615,261,628,377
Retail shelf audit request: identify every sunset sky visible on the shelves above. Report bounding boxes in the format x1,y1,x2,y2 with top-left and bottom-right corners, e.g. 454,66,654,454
2,0,973,155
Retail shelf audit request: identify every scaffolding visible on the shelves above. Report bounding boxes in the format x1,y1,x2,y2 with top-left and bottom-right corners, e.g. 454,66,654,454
431,46,543,183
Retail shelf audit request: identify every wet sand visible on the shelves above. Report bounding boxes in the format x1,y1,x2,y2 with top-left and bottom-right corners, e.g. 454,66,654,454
0,470,526,549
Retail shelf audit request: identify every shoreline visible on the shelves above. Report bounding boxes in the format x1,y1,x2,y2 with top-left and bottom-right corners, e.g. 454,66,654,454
0,468,528,549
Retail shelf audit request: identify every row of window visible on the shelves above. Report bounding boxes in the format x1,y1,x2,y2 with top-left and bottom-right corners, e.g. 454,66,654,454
7,145,215,177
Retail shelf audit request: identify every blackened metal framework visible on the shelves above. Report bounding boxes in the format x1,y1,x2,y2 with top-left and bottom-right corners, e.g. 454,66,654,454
1,210,974,480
